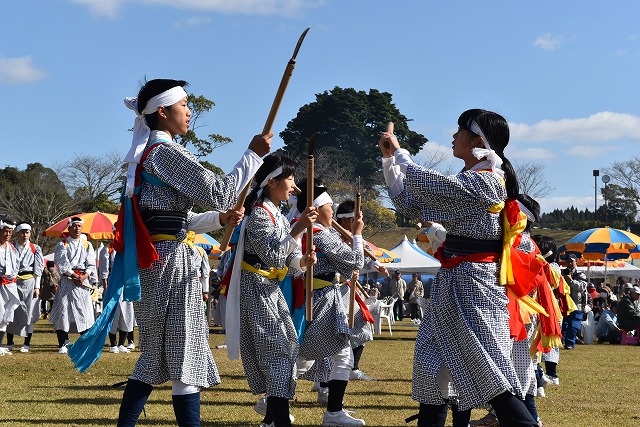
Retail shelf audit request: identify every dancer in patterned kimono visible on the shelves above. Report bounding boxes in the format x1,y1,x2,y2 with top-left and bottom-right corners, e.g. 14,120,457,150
100,241,136,354
379,109,538,427
50,217,97,354
5,223,44,353
116,78,269,427
227,153,316,427
295,180,367,427
335,199,379,382
510,195,547,427
0,219,19,356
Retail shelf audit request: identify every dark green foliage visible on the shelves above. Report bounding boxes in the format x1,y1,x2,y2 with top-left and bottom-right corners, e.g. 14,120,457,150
280,87,428,186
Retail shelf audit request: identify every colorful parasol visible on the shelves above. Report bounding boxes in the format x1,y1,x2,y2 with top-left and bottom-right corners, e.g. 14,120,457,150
42,212,118,240
364,240,400,263
193,233,221,258
559,227,640,261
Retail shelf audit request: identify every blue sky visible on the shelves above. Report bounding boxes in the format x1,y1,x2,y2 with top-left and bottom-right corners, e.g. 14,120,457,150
2,1,639,214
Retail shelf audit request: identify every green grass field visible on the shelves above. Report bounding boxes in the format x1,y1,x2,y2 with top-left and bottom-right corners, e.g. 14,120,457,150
1,318,640,427
1,227,633,426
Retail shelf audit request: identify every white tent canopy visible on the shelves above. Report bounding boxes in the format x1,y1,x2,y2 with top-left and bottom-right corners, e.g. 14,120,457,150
577,264,640,280
365,235,441,274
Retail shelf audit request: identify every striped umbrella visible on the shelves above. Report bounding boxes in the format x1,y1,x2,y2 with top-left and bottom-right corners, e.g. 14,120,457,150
193,233,221,257
42,212,118,240
559,227,640,261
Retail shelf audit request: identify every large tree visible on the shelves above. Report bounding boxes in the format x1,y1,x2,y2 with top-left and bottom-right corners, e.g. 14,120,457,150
0,163,74,248
174,94,232,161
280,87,428,186
604,157,640,207
514,160,554,199
55,150,124,213
600,183,638,224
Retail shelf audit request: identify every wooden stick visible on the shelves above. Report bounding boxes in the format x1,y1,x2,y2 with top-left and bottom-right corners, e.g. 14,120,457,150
349,179,361,328
331,219,377,260
219,27,311,252
383,121,394,150
305,133,319,321
355,281,370,299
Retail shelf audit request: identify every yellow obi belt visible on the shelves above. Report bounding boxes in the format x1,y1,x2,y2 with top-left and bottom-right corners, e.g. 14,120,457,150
241,261,288,282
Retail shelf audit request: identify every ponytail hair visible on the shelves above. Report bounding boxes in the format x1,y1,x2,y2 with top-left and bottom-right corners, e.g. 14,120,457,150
244,153,296,216
458,108,519,198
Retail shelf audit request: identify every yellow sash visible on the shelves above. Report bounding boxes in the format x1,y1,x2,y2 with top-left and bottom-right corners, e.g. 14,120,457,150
17,274,35,280
241,261,288,282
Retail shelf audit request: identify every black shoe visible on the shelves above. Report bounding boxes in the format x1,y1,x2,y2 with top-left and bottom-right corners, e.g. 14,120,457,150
564,345,574,350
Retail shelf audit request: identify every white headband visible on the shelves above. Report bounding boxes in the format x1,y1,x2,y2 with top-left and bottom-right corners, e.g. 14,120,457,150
259,166,283,189
256,166,284,199
336,212,355,219
314,191,333,208
15,223,31,233
123,86,188,198
469,120,503,173
0,220,16,230
68,218,84,227
517,200,536,223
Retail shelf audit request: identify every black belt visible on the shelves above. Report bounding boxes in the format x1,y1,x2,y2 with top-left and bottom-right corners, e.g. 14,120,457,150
442,235,501,259
18,270,34,275
140,209,188,236
314,272,337,282
243,253,269,270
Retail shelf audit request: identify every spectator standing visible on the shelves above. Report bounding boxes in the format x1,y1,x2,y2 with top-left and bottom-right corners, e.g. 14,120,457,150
390,270,407,321
39,261,59,319
562,254,587,350
406,273,424,321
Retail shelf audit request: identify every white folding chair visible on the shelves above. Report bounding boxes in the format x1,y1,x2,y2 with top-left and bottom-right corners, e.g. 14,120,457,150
375,297,397,335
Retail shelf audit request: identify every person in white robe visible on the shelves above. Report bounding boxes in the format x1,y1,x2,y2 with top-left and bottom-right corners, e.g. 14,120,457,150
5,223,44,352
49,217,97,354
0,219,19,356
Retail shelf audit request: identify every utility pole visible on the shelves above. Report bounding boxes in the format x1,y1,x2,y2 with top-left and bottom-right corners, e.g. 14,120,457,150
593,169,599,223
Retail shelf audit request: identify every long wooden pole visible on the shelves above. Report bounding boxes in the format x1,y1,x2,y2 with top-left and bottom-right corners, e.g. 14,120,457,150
348,179,361,328
331,219,377,261
219,27,311,252
305,133,319,321
383,121,394,150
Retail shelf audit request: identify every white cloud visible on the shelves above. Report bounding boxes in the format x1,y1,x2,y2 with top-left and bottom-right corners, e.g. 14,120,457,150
511,147,554,160
69,0,318,17
0,55,46,85
510,112,640,143
69,0,121,18
532,33,571,51
173,16,212,30
416,140,453,160
566,144,620,158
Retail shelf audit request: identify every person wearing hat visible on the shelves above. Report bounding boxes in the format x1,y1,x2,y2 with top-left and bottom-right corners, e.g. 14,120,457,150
617,285,640,332
4,223,44,353
0,218,19,356
49,217,97,354
561,254,588,350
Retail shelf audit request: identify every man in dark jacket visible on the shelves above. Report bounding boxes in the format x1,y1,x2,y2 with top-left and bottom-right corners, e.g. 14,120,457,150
617,285,640,331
